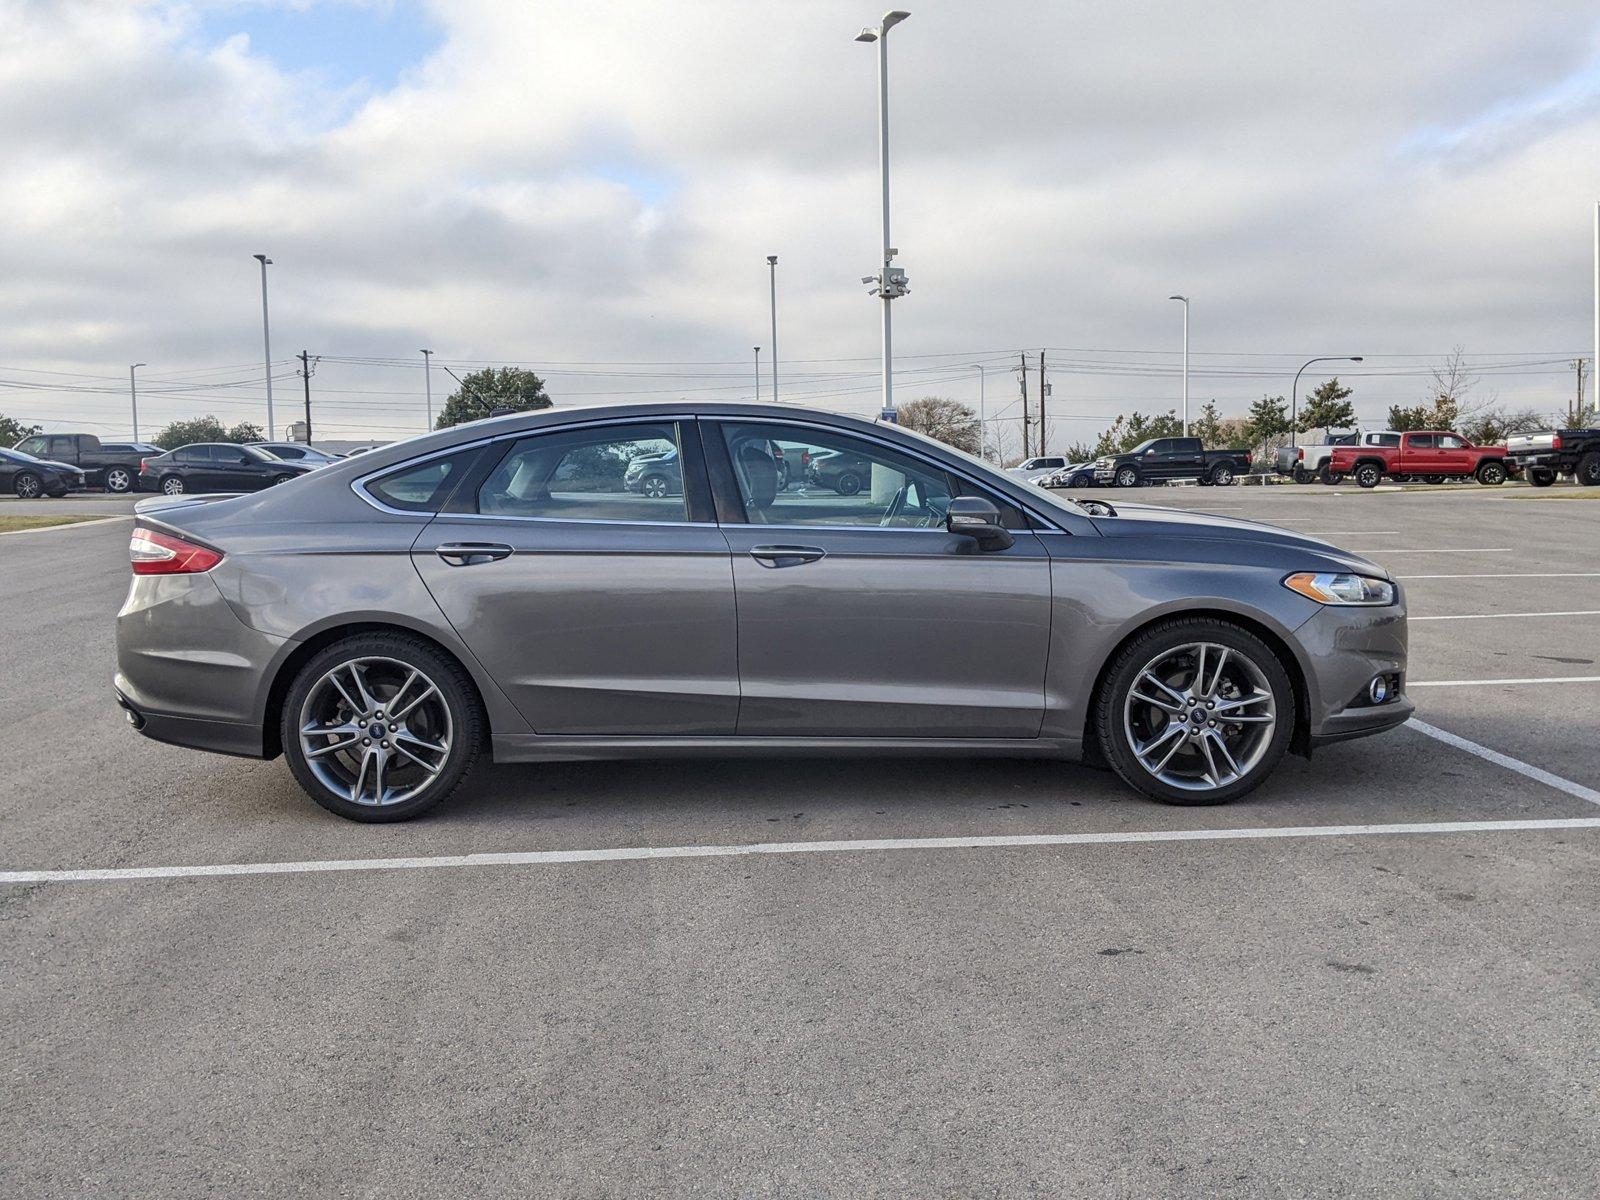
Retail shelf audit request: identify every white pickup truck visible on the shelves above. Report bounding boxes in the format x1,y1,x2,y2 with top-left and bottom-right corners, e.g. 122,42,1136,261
1274,430,1399,484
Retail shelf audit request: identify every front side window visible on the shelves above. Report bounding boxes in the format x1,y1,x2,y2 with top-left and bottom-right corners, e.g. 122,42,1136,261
1438,434,1465,449
479,423,686,521
719,422,957,529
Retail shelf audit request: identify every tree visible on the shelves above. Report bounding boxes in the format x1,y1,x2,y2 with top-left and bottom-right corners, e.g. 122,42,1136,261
1385,403,1432,433
1297,377,1356,437
153,415,267,449
1,414,41,446
1092,409,1182,457
897,396,980,454
1192,400,1227,449
1459,407,1548,445
435,367,552,430
1243,394,1291,460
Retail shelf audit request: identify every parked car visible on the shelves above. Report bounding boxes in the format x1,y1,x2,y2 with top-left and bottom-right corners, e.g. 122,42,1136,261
622,447,682,497
1506,428,1600,488
11,431,147,493
1006,455,1068,481
807,448,875,495
1274,430,1397,484
137,443,316,495
115,400,1411,823
1041,462,1097,489
0,446,86,498
249,442,344,466
1093,437,1252,487
1327,431,1515,488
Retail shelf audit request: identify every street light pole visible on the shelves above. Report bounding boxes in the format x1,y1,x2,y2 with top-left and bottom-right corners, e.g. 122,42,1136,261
421,349,434,431
856,11,911,421
128,363,145,441
767,256,779,403
754,346,762,401
1169,295,1189,435
252,254,275,439
969,363,987,460
1291,355,1364,449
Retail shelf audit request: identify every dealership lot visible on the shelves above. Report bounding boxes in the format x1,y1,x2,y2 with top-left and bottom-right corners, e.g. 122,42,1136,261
4,484,1599,1196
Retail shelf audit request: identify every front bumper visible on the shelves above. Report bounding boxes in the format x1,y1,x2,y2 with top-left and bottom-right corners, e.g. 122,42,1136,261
1295,599,1412,749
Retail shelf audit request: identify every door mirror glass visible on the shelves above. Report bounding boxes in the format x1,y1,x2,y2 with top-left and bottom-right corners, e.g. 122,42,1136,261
945,496,1014,552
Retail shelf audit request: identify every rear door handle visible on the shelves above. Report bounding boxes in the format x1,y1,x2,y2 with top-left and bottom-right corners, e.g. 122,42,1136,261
749,544,826,568
435,542,514,566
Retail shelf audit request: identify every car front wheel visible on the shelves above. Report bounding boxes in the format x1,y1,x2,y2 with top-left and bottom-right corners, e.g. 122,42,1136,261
282,633,483,822
1475,461,1507,486
641,474,669,498
14,471,42,499
1115,466,1140,488
1096,618,1295,806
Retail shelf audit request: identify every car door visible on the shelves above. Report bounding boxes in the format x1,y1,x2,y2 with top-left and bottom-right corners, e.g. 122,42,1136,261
1435,433,1473,474
407,418,740,735
707,418,1053,739
1399,433,1436,475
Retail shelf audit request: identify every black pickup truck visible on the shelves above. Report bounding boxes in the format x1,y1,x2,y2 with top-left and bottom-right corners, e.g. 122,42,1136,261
9,432,155,493
1505,428,1600,487
1091,436,1254,487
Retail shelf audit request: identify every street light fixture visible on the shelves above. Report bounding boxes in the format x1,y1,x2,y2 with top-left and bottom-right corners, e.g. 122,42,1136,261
129,363,146,441
1291,355,1364,449
856,10,912,421
767,256,779,403
252,254,275,439
1168,295,1189,435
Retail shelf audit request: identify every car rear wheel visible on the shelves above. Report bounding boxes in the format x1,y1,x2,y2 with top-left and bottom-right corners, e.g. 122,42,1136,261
1577,451,1600,487
1096,618,1295,806
834,471,863,496
1528,467,1556,488
14,471,42,499
1475,461,1507,486
1115,466,1140,488
105,466,133,493
1424,475,1445,485
1320,467,1345,485
282,634,483,823
1355,464,1381,488
1069,475,1091,489
1292,465,1315,484
1210,464,1235,486
160,475,185,495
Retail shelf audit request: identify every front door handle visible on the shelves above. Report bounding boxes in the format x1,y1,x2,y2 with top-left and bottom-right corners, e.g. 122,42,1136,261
749,544,826,568
435,542,514,566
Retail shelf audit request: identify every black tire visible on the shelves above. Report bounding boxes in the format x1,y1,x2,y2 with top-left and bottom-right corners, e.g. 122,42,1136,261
1320,467,1344,485
1425,475,1445,485
1577,451,1600,487
1391,474,1410,484
1475,461,1507,486
1115,466,1140,488
1210,464,1236,486
641,474,670,499
281,632,484,823
160,474,185,495
104,465,134,493
834,471,862,496
1528,467,1556,488
1095,617,1296,807
1355,463,1381,489
13,471,42,499
1069,475,1091,489
1292,465,1314,484
269,474,295,487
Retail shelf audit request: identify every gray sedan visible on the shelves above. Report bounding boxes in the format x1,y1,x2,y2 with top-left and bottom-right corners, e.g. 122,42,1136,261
114,401,1411,822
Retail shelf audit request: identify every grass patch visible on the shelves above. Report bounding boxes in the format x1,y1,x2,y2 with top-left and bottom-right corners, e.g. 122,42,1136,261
0,515,98,534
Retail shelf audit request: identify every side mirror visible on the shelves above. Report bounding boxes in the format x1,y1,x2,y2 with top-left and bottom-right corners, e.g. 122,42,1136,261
945,496,1014,552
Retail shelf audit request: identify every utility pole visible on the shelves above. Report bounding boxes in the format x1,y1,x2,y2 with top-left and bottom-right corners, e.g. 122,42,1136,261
767,255,779,403
421,349,434,431
1573,358,1589,425
1018,351,1031,458
298,351,314,443
252,254,275,439
128,363,145,441
1038,349,1047,456
1593,200,1599,419
754,346,762,401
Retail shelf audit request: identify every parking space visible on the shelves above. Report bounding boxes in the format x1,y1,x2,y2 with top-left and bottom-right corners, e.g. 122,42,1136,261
4,486,1600,1195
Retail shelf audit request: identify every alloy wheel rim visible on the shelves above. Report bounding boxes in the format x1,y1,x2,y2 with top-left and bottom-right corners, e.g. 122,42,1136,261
18,476,39,497
163,478,183,494
1123,641,1277,792
298,656,453,807
108,469,129,490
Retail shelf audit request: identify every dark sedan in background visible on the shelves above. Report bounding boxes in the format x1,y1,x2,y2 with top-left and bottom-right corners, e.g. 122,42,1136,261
138,443,315,495
0,446,86,498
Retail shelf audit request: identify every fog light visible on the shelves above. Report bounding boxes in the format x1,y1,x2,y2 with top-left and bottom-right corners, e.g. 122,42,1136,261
1368,675,1391,704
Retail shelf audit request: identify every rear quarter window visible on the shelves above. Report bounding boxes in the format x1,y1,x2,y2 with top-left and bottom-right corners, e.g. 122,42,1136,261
366,449,481,512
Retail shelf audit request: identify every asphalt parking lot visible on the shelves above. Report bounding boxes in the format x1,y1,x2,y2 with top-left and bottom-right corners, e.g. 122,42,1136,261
4,482,1599,1197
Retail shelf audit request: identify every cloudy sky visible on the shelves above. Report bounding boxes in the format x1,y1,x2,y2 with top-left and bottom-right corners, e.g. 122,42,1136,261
3,0,1598,450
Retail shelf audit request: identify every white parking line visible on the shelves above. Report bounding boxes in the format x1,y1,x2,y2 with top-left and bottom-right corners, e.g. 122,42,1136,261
1408,719,1600,806
1410,675,1600,687
1399,572,1600,580
1349,547,1512,554
0,515,132,537
6,818,1600,885
1411,610,1600,622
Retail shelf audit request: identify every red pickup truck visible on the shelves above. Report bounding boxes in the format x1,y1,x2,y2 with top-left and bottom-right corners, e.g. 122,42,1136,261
1327,431,1515,488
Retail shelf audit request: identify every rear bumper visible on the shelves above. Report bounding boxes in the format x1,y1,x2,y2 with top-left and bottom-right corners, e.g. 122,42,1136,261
1508,452,1565,470
115,687,265,757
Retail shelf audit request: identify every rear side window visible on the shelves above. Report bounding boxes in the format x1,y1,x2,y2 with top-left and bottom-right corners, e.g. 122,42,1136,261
1409,434,1437,449
367,449,481,512
1371,433,1400,447
477,423,685,521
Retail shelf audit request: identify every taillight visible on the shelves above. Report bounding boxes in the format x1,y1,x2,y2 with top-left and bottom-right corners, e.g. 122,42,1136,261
130,528,223,575
140,459,153,473
1296,448,1304,461
1551,434,1562,450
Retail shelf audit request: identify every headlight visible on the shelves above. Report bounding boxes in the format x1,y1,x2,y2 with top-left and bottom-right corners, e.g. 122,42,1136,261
1283,572,1395,606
